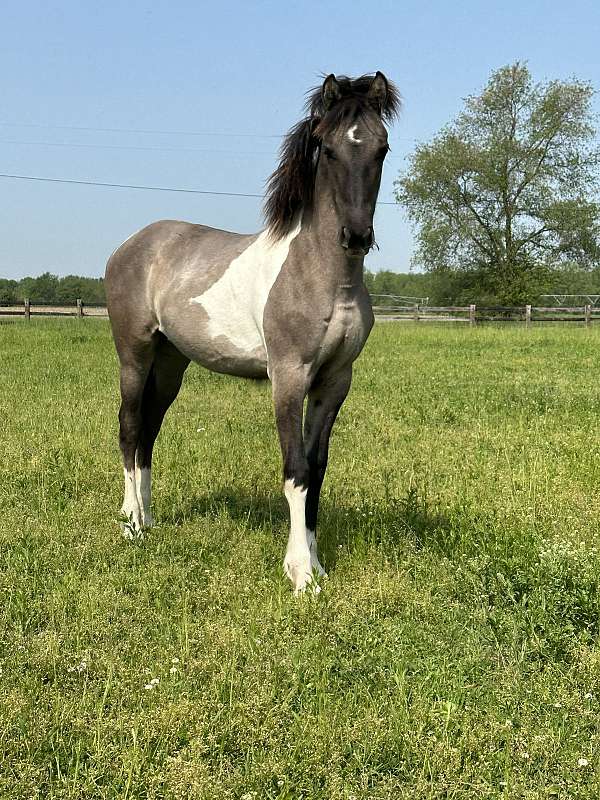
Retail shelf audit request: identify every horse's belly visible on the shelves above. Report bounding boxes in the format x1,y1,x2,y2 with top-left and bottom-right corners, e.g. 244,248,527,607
159,310,269,378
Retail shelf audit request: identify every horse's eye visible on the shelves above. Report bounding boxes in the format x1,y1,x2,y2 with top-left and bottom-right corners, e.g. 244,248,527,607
324,146,336,161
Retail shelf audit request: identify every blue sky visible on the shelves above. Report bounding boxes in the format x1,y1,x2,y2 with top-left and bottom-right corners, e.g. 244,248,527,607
1,0,599,279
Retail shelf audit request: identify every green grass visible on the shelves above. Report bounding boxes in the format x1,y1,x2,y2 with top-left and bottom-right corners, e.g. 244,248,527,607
2,319,600,799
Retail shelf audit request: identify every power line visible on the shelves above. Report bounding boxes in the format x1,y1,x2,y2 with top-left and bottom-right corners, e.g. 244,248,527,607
0,172,399,204
0,121,418,143
0,121,282,139
0,137,403,159
0,173,263,198
0,138,276,156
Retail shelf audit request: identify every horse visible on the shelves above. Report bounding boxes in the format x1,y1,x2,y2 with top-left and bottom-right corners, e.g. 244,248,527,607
105,72,400,593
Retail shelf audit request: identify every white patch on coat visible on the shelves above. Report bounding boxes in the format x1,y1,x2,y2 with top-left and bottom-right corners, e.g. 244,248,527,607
189,221,301,357
282,479,312,593
347,124,362,144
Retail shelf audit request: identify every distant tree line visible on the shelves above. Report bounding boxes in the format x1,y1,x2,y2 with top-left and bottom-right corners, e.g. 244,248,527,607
364,264,600,306
0,273,106,305
3,267,600,308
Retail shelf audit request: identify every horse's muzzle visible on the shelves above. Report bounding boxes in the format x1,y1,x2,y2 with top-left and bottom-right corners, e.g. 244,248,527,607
340,225,373,255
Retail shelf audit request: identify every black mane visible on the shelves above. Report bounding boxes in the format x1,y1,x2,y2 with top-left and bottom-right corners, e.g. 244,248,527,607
264,73,400,240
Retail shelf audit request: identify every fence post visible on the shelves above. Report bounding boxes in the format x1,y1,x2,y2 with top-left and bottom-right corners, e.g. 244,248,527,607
76,298,83,318
585,304,591,327
413,303,419,323
469,304,476,326
24,298,30,321
525,305,531,328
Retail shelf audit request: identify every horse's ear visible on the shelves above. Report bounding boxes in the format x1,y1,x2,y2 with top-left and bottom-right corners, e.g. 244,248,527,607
321,74,342,111
367,71,388,115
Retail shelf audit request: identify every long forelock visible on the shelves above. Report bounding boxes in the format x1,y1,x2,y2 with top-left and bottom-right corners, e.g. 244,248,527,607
306,74,401,124
263,74,400,239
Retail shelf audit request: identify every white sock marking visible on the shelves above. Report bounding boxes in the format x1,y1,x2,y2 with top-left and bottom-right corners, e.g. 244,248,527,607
283,479,312,592
121,468,143,537
135,464,153,527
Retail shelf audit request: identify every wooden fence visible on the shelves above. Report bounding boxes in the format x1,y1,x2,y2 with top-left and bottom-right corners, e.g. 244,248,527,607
373,303,600,326
1,299,599,326
0,300,107,319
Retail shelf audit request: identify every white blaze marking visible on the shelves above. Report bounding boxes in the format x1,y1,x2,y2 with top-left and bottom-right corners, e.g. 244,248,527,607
347,124,362,144
189,221,301,356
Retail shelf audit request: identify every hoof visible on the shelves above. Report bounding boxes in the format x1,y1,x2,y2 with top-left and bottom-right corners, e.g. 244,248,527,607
283,555,313,595
120,512,145,541
308,531,327,578
283,556,324,596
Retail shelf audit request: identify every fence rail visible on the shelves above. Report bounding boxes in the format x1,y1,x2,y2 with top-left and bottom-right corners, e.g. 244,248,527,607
0,300,107,319
373,303,599,326
2,299,600,326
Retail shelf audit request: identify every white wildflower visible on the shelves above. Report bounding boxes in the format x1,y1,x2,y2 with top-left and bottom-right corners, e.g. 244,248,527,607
578,758,589,767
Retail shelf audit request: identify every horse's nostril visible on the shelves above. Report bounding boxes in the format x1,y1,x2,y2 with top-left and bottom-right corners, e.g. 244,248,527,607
340,224,373,253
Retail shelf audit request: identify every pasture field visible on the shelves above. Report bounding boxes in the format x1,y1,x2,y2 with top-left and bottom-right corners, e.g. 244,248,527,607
2,320,600,799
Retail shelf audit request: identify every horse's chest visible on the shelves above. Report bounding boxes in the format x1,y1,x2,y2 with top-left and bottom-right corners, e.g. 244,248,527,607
317,299,370,367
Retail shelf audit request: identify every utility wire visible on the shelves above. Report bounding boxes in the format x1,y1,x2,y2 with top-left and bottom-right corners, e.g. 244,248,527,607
0,172,399,204
0,121,419,143
0,121,282,139
0,137,403,159
0,138,276,156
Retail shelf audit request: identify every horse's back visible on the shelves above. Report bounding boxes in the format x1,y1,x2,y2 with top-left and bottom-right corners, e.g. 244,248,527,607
106,220,253,299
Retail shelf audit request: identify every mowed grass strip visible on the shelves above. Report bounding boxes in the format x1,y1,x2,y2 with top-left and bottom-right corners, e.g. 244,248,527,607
1,319,600,799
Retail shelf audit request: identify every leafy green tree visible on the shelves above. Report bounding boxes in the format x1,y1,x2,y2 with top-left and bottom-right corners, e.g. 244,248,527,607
396,63,600,303
0,279,18,305
18,272,60,303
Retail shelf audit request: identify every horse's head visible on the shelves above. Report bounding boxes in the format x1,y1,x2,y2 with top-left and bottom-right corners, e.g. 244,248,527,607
315,72,397,256
264,72,399,253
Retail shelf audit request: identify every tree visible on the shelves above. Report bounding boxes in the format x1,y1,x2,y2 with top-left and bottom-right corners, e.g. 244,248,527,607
396,63,600,303
0,279,18,305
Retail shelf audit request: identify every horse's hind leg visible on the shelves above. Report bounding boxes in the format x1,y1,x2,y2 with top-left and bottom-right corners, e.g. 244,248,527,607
118,344,154,537
136,335,190,526
304,366,352,574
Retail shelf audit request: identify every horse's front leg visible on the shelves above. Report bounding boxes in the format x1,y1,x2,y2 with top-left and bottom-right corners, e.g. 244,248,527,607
271,366,314,593
304,366,352,575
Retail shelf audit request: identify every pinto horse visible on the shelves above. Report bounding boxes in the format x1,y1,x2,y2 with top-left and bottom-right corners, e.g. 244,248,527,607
105,72,399,592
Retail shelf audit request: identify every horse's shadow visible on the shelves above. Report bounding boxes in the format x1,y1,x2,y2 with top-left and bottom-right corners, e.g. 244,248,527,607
166,486,453,570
